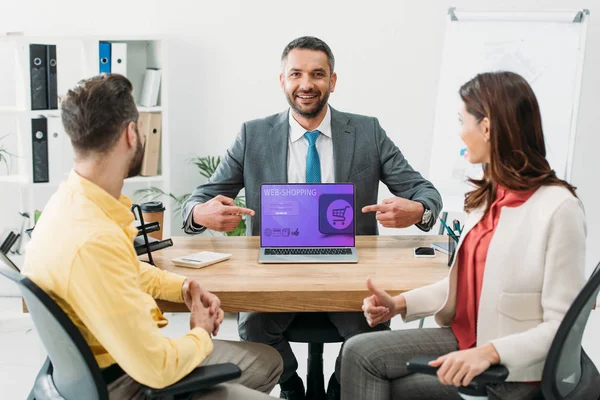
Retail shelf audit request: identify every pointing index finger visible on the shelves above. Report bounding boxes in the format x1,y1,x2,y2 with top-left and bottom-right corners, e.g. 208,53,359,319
220,206,255,216
362,204,381,213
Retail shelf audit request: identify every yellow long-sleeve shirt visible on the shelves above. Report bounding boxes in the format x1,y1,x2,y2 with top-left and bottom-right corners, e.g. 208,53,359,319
23,171,213,389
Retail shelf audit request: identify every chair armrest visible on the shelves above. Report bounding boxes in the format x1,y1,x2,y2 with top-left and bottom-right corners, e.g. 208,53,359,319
407,356,509,383
142,363,241,399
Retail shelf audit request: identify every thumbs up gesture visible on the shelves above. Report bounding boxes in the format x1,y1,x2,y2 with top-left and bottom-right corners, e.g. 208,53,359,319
362,277,404,327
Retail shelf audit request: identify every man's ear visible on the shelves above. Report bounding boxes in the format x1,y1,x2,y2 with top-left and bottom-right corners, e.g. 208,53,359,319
125,121,138,149
329,72,337,93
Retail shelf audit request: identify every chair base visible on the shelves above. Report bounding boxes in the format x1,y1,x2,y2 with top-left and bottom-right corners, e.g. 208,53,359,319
305,343,326,400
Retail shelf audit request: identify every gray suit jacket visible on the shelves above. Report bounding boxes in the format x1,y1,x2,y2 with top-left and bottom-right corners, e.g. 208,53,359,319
182,107,442,236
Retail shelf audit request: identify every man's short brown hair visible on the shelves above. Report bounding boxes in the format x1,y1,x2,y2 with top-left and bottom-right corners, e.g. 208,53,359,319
61,74,139,155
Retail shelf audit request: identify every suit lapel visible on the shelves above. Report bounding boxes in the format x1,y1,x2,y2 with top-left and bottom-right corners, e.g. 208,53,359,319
331,107,355,183
266,111,289,183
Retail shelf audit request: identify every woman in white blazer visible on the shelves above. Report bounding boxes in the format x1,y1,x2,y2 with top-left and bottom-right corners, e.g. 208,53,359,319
340,72,586,400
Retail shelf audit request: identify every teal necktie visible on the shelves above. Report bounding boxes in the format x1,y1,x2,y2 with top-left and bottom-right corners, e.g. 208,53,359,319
305,130,321,183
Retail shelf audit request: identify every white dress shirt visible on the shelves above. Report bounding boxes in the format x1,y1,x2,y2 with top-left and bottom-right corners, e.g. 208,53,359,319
287,106,334,183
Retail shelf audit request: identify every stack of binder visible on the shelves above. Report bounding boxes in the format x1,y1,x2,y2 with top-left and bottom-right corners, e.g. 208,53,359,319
29,44,58,110
31,116,49,183
30,115,73,184
99,42,127,76
139,112,162,176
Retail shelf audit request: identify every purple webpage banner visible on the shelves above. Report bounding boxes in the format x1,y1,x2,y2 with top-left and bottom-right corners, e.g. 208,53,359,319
260,184,355,247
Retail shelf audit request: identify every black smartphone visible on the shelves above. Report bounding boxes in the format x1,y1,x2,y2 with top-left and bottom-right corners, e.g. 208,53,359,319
413,246,436,258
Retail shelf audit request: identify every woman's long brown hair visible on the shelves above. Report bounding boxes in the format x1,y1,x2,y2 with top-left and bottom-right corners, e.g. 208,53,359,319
460,72,576,214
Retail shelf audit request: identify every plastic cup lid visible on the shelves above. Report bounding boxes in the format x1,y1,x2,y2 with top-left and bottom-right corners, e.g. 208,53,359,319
140,201,165,212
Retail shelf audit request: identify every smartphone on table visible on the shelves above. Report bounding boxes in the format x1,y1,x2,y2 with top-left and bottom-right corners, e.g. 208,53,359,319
413,246,435,258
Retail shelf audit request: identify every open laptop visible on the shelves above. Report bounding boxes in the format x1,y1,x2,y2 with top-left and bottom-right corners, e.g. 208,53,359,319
258,183,358,263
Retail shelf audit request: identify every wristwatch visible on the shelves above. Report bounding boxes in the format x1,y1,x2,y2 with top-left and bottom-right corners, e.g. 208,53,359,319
418,202,432,226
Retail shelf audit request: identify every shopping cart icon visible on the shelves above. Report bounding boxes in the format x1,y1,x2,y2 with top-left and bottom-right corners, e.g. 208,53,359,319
319,195,354,234
331,206,350,226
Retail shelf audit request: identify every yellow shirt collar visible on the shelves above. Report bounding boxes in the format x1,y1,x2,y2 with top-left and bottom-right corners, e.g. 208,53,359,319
66,170,136,238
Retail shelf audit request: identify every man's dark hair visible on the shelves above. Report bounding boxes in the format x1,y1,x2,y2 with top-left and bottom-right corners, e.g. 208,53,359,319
281,36,335,75
61,74,139,156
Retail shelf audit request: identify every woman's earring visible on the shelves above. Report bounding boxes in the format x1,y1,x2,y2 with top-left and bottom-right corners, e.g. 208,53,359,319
484,137,489,143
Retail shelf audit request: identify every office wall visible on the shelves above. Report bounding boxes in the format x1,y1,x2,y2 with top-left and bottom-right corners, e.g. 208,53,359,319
0,0,599,369
0,2,598,280
1,0,598,265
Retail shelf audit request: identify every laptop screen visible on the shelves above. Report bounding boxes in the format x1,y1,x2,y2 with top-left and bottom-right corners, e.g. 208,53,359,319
260,183,355,247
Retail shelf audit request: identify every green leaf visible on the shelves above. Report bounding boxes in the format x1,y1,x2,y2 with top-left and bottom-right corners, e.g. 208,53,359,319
190,155,222,180
234,196,246,208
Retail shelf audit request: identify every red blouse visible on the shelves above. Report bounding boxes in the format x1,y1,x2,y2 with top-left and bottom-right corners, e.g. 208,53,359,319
451,186,534,350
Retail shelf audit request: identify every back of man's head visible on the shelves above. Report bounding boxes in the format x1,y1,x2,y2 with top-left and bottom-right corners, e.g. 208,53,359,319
61,74,138,158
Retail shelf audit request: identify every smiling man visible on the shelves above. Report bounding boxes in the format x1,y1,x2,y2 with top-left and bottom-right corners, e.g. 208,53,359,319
182,36,442,400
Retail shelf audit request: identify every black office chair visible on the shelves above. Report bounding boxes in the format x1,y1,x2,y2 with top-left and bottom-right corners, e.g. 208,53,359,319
284,313,344,400
407,261,600,400
0,253,240,400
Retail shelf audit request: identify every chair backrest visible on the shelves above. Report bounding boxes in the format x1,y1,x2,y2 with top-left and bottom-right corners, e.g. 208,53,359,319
0,253,108,400
542,261,600,400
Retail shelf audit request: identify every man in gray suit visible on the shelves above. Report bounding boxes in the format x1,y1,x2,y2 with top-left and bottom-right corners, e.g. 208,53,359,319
182,36,442,400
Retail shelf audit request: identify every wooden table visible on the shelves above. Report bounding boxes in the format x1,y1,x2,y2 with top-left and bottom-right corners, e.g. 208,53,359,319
152,235,450,313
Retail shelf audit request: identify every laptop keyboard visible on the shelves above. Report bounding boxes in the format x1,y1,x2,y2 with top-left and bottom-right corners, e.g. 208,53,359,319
264,248,353,256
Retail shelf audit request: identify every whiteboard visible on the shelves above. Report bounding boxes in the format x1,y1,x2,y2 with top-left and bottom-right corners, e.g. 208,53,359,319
428,9,590,212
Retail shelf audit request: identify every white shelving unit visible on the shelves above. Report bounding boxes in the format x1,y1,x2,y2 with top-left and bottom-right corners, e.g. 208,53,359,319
0,34,171,247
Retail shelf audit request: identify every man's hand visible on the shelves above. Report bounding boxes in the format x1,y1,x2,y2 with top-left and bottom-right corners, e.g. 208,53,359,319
429,344,501,387
362,197,424,228
182,279,201,311
192,195,255,232
182,280,225,336
198,290,224,336
183,280,221,313
189,298,218,335
362,277,405,327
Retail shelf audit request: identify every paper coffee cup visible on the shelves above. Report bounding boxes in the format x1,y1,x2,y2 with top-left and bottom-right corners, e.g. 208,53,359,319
140,201,165,240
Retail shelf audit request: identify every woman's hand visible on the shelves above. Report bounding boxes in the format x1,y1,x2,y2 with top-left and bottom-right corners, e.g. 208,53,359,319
362,277,405,327
429,343,501,387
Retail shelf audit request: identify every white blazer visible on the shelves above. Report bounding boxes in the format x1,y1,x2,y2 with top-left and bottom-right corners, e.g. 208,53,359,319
402,185,586,381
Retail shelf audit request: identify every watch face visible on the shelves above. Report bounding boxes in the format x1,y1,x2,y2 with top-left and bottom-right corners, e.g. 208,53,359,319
422,209,432,224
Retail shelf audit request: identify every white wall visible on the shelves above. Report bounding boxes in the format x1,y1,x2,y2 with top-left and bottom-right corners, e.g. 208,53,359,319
2,0,598,256
0,0,598,357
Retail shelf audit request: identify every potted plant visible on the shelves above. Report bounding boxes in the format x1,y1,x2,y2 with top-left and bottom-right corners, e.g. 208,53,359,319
135,155,247,236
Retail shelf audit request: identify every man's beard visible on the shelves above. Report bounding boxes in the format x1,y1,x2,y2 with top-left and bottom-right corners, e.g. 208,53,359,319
286,89,330,119
127,126,145,178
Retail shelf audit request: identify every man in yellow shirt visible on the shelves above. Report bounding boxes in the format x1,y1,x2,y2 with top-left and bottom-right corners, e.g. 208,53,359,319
23,74,282,399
